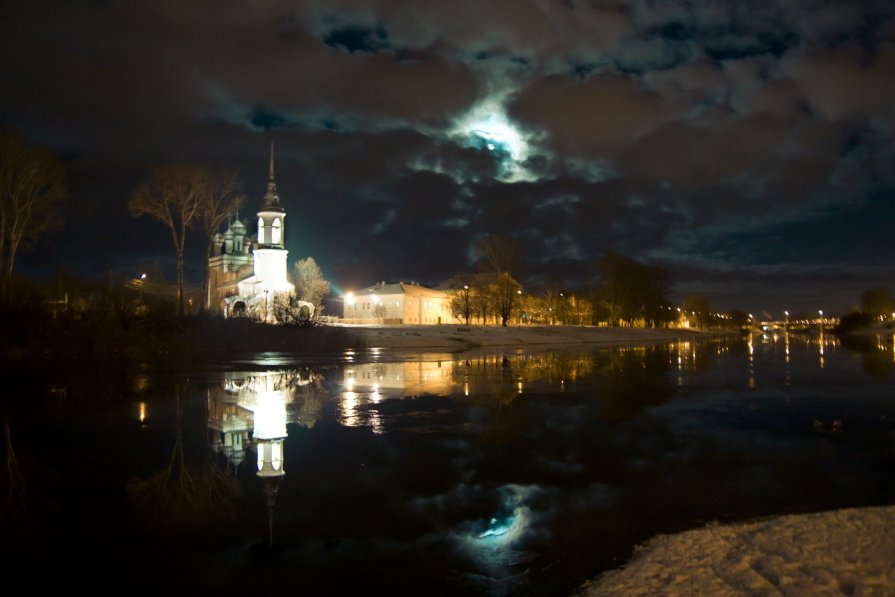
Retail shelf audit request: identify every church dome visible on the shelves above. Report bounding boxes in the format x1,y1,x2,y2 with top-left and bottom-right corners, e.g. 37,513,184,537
223,228,234,239
231,218,246,233
213,232,223,243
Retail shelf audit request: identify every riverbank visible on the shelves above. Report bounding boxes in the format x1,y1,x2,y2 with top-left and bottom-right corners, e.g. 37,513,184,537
0,309,362,364
0,308,735,366
334,323,734,351
576,503,895,596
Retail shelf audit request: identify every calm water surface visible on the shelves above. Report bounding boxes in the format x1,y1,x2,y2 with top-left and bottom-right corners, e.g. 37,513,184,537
3,332,895,595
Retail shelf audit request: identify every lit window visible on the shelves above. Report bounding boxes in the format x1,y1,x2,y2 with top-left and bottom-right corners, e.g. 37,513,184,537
271,443,282,471
272,218,281,244
257,218,265,243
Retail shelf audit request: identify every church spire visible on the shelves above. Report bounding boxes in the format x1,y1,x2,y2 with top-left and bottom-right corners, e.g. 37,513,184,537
260,139,283,213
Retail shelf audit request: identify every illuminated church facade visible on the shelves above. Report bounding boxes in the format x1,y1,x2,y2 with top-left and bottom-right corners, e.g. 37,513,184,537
208,144,295,319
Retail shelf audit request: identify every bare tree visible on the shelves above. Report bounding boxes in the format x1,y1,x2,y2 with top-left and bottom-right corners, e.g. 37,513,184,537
543,283,565,325
595,253,672,327
199,171,246,310
0,130,67,303
682,292,711,328
860,287,895,317
476,235,525,326
292,257,330,318
128,164,206,316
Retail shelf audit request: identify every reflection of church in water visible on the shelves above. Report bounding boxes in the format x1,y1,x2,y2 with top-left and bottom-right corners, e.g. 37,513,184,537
206,370,318,542
208,143,295,319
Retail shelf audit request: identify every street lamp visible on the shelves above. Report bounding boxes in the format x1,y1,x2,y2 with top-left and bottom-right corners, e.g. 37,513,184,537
463,284,470,325
784,310,789,330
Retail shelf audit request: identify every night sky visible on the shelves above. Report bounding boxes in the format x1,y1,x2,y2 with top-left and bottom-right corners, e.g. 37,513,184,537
3,1,895,316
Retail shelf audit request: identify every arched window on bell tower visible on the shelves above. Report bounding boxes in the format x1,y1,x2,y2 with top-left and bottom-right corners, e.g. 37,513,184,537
258,217,265,244
272,218,281,245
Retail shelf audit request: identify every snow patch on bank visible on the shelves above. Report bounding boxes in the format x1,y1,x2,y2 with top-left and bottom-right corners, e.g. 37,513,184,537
576,504,895,596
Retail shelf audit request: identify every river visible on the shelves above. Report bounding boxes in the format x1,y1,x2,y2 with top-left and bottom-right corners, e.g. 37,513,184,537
2,331,894,595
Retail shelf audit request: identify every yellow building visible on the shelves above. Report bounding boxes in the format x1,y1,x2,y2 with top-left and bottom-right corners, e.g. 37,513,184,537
343,281,454,324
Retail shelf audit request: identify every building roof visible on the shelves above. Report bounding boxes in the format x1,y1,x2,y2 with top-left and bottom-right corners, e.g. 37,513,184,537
351,282,449,298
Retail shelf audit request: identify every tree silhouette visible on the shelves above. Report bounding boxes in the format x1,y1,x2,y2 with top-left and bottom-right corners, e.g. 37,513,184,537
860,287,894,318
476,235,525,326
199,171,246,311
0,130,67,303
595,253,672,327
129,164,207,316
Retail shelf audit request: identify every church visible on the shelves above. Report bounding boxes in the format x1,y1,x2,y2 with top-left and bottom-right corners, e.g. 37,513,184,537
208,144,296,320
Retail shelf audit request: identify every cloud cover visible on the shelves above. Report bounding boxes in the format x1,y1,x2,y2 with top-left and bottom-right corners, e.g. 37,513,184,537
2,0,895,313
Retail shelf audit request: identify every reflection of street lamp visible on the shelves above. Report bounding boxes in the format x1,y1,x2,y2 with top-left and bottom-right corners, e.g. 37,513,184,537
463,284,470,325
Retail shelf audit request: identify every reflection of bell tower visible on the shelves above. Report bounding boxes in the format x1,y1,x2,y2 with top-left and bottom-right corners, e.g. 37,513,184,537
253,383,288,546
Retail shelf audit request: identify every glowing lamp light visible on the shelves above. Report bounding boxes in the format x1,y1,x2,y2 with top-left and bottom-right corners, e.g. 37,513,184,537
345,292,355,306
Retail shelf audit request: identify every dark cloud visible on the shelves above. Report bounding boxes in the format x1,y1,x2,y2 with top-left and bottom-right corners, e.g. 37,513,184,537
3,0,895,314
509,75,676,157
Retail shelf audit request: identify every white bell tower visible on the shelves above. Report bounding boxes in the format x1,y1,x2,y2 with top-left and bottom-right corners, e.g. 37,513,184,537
237,142,295,312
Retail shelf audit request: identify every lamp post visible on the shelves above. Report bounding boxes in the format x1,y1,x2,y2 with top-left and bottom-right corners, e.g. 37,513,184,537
463,284,470,325
264,289,269,322
784,310,789,331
